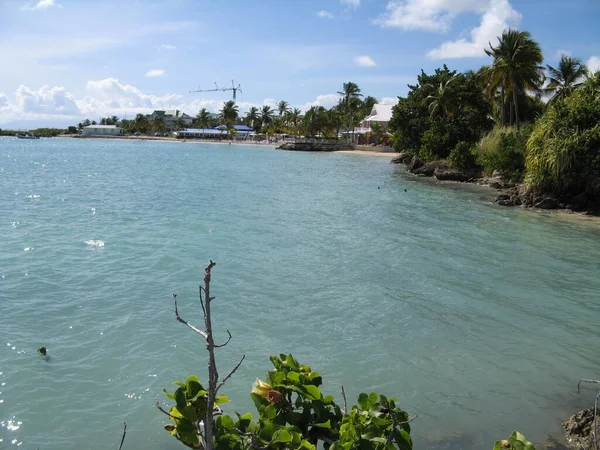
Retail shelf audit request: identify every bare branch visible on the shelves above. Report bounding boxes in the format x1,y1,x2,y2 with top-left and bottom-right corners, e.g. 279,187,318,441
341,385,348,415
234,427,281,450
156,399,181,421
217,354,246,392
118,423,127,450
174,294,208,340
578,379,600,394
214,330,233,348
199,286,206,319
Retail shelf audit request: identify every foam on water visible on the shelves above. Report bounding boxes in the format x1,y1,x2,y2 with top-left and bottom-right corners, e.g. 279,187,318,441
1,137,599,450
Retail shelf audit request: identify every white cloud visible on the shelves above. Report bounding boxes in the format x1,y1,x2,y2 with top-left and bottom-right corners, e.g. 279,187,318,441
298,94,341,112
145,69,165,77
554,49,572,59
427,0,521,59
587,56,600,74
341,0,360,7
22,0,61,11
374,0,483,31
317,10,334,19
157,44,177,51
380,97,398,105
355,55,377,67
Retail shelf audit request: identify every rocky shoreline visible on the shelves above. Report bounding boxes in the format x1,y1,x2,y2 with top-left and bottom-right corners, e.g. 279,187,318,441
391,153,599,216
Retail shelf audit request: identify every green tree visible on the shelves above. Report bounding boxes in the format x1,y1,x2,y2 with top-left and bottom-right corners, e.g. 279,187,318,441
277,100,290,118
153,116,165,134
134,114,149,134
425,75,459,120
219,100,239,126
260,105,275,131
244,106,260,130
543,55,588,103
361,95,378,118
285,108,302,134
485,29,544,129
525,71,600,206
337,82,362,141
301,106,328,137
196,108,212,129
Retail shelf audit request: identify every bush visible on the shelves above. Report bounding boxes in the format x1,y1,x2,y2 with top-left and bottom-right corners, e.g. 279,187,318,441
476,125,531,179
448,141,478,170
525,71,600,199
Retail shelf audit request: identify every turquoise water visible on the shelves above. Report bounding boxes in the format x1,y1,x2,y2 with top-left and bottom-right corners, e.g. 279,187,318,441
1,137,599,449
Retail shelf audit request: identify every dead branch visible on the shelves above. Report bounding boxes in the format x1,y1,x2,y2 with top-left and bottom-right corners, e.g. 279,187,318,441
341,385,348,415
217,354,246,393
174,294,209,340
214,330,233,348
118,422,127,450
199,286,206,319
156,399,181,421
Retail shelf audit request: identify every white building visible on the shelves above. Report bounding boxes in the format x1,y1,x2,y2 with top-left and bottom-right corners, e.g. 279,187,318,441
82,125,123,136
355,104,394,135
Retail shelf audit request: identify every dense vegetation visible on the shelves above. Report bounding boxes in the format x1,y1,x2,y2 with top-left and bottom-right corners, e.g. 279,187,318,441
388,28,598,209
0,127,68,137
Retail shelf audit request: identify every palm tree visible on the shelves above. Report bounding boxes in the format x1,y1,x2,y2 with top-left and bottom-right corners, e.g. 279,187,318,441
244,106,260,130
425,76,458,120
219,100,239,126
260,105,275,130
485,29,544,129
285,108,302,134
337,81,362,141
361,95,378,118
153,116,165,134
195,108,212,129
301,106,328,137
277,100,290,118
543,56,588,103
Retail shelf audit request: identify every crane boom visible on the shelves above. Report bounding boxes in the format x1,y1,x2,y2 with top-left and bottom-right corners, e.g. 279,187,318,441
189,80,242,101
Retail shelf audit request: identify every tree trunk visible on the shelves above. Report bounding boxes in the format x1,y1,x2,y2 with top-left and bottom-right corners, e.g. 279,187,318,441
204,270,217,450
512,87,520,130
501,86,506,126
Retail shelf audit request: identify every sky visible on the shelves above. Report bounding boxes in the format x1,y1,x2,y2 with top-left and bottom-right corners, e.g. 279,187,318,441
0,0,599,127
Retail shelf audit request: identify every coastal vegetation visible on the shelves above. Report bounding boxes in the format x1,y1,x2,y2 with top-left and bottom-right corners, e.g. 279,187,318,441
387,28,598,212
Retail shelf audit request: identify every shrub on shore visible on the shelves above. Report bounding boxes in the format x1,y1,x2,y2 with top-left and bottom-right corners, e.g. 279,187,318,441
524,71,600,201
476,125,531,179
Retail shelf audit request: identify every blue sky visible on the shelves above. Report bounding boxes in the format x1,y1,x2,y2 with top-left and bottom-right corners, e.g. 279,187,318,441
0,0,599,126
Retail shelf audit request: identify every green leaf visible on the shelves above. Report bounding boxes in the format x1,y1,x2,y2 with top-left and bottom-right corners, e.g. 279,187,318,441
219,415,234,430
175,388,187,408
186,375,203,399
358,393,369,410
313,419,331,429
287,371,300,383
493,441,505,450
215,394,230,405
163,389,176,400
274,429,293,444
368,392,378,407
263,404,277,420
302,384,322,400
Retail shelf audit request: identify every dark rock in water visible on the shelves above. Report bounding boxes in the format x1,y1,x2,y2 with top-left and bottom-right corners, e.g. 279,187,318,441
434,168,473,182
495,187,522,206
391,153,412,164
563,408,600,450
414,161,449,177
407,156,424,171
277,140,353,152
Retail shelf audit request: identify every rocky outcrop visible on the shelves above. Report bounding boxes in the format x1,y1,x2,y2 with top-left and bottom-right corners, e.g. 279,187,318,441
413,161,448,176
390,153,412,165
277,141,353,152
407,156,424,172
434,167,480,182
563,408,599,450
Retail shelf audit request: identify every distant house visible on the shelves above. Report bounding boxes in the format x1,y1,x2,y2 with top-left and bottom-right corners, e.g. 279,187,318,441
82,125,123,136
148,110,194,130
356,104,394,135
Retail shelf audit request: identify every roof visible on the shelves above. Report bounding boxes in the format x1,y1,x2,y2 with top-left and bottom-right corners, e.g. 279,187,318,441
363,104,393,123
83,125,121,129
215,124,254,131
178,128,225,135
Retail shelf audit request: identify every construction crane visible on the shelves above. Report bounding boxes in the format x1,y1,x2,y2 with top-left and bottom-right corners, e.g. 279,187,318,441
190,80,242,102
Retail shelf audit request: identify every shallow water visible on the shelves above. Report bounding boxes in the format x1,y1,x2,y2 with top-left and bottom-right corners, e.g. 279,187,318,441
1,137,599,449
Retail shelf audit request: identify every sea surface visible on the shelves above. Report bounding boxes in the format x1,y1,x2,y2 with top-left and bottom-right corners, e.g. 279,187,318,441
1,137,599,449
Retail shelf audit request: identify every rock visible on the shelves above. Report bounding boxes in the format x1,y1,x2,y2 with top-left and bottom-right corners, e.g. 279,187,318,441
492,170,503,178
534,197,559,209
407,156,424,172
433,168,472,182
563,408,600,450
413,161,449,177
390,153,412,164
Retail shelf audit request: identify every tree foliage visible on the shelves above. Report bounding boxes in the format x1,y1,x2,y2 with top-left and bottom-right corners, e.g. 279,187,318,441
525,71,600,201
389,65,493,161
